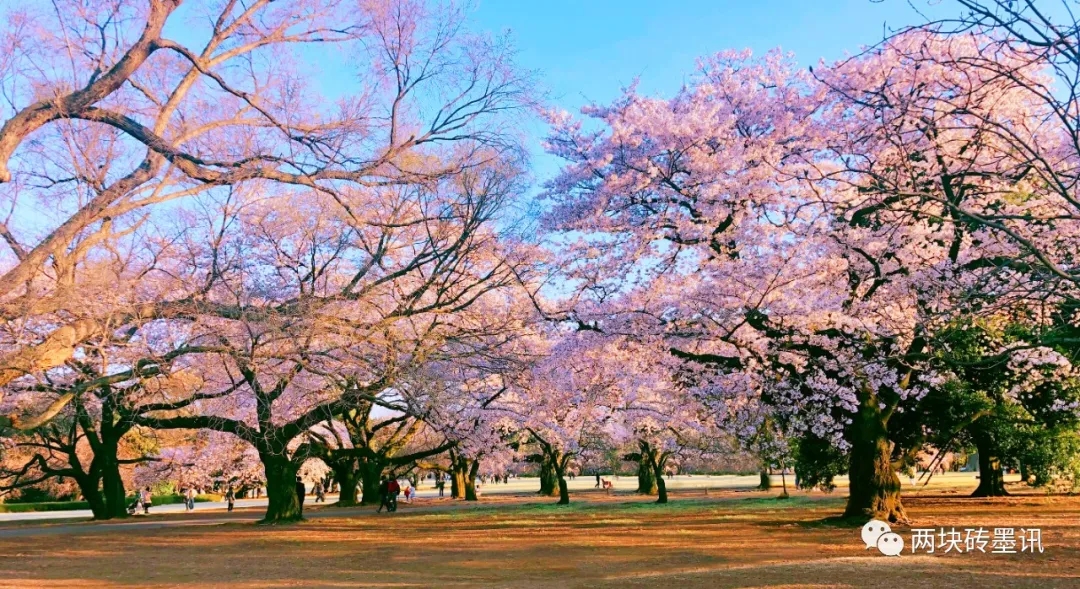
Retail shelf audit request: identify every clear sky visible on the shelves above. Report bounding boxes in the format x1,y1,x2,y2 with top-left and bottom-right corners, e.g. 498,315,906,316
468,0,952,185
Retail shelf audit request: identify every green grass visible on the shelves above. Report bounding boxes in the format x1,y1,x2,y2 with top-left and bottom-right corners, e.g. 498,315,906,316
130,493,221,506
0,493,221,513
0,501,91,513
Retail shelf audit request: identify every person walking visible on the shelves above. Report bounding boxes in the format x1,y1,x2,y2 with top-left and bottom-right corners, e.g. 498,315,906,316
377,477,390,513
315,483,325,503
141,487,152,515
595,473,601,488
387,477,400,512
184,487,196,512
436,474,445,498
295,476,306,516
225,486,235,512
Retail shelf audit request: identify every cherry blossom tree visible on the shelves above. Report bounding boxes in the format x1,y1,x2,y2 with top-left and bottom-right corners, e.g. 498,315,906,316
0,0,533,432
540,46,954,522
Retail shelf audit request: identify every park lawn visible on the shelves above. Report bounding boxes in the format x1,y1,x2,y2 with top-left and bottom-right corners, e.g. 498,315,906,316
0,489,1077,588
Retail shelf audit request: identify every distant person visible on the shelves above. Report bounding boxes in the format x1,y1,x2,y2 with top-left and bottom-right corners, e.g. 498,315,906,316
435,474,445,497
403,483,414,504
226,487,235,512
295,476,306,515
387,478,400,511
141,487,152,514
315,483,325,503
184,487,195,512
377,477,390,513
595,473,601,488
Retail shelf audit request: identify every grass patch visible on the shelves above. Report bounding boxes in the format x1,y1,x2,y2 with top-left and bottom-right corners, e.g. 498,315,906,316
0,501,91,513
0,494,221,513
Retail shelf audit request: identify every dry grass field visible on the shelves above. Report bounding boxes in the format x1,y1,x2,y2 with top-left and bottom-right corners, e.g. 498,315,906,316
0,488,1077,588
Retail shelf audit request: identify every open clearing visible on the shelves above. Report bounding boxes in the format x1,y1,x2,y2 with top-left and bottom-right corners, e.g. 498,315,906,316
0,484,1077,588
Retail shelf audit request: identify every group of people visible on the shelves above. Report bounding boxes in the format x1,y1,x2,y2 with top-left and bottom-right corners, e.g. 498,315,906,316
376,477,400,512
126,485,207,516
127,487,154,515
375,477,419,512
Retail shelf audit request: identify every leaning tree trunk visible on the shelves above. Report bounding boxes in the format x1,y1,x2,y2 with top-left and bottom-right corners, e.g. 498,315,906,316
358,459,383,506
331,458,360,507
653,463,668,504
843,395,906,523
557,473,570,505
538,456,558,497
98,441,128,519
637,456,658,495
971,429,1009,497
758,470,772,491
260,453,302,523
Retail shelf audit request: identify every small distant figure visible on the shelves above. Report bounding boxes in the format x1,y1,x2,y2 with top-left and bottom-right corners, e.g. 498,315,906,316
226,487,236,512
601,479,614,492
377,477,390,512
435,474,445,497
403,484,414,503
141,487,152,514
315,483,326,503
595,473,601,488
295,476,306,516
184,487,195,512
388,478,400,511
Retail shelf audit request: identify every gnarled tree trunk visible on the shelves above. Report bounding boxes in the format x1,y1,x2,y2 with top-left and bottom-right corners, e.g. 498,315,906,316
758,470,771,491
358,459,383,506
448,464,463,499
971,430,1008,497
260,453,301,523
843,395,906,522
538,455,558,497
636,455,658,495
464,458,480,501
331,457,360,507
73,470,108,520
98,446,128,520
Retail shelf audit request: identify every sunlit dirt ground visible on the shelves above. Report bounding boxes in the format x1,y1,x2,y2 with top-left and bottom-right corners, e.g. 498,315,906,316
0,486,1077,588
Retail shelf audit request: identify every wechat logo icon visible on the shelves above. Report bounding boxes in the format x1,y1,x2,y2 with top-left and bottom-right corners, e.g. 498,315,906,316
862,519,904,557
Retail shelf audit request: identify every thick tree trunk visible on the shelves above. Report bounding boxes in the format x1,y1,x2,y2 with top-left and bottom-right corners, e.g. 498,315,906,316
98,443,128,519
972,431,1009,497
332,458,360,507
358,459,383,506
447,461,464,499
843,397,906,522
74,473,108,520
464,458,479,501
538,456,558,497
260,453,301,523
654,465,668,504
557,475,570,504
637,457,658,495
758,470,771,491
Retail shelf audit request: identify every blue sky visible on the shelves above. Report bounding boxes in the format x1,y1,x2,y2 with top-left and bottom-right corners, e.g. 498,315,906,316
469,0,952,185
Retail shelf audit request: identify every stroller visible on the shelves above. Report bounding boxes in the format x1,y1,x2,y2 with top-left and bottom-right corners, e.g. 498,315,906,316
126,498,142,516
